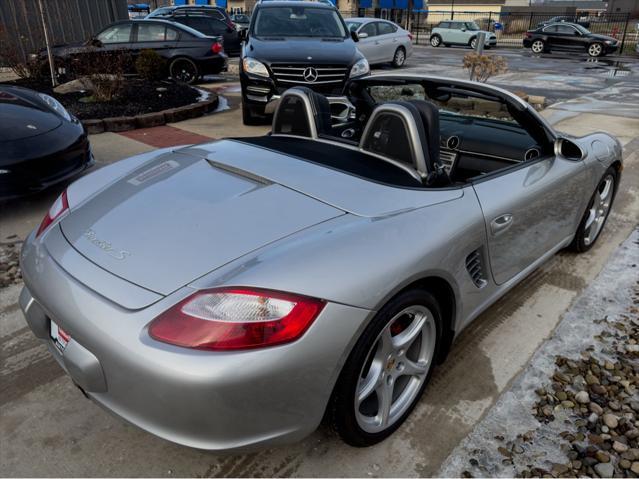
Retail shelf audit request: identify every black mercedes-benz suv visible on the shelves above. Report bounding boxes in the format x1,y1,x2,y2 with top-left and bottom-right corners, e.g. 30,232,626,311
239,0,369,124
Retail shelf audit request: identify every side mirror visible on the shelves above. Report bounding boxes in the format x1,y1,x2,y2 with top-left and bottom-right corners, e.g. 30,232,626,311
351,30,360,41
90,37,103,47
555,137,585,161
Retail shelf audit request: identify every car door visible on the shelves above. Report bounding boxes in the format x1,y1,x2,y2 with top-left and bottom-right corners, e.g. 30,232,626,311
131,22,178,64
76,22,134,72
472,155,588,285
449,22,466,44
375,21,400,61
356,22,381,64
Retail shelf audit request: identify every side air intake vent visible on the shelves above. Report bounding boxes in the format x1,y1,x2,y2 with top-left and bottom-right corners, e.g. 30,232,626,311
465,249,487,288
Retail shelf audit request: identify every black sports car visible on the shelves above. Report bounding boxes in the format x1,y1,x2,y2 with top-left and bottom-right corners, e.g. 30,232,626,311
524,23,619,57
0,85,92,200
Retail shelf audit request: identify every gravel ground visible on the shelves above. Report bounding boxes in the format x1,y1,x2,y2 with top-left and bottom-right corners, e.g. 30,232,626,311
0,235,22,288
439,227,639,478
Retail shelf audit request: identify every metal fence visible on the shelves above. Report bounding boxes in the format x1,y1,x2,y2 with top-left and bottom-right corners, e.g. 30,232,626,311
0,0,129,62
341,9,634,50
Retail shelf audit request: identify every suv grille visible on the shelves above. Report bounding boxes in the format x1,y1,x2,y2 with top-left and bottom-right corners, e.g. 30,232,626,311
270,64,348,89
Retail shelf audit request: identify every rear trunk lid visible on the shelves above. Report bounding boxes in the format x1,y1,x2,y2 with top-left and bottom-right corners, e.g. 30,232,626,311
60,151,344,295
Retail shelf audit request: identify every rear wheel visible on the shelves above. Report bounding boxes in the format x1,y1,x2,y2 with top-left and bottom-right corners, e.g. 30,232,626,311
430,35,442,47
470,37,478,49
329,289,441,447
531,39,545,54
570,166,618,253
588,42,604,57
169,58,199,84
391,47,406,68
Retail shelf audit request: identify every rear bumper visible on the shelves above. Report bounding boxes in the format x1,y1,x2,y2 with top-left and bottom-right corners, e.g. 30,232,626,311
196,53,228,75
19,230,372,451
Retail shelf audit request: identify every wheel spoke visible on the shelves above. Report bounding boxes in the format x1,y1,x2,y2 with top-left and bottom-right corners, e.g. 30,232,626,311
584,208,597,230
401,358,428,377
357,361,383,404
392,314,426,351
376,380,394,427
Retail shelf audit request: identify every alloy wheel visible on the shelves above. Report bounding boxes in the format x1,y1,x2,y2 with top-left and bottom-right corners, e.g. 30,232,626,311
531,40,544,54
354,305,436,434
394,49,406,66
431,36,441,47
470,38,477,49
583,174,614,246
588,43,603,57
171,59,197,84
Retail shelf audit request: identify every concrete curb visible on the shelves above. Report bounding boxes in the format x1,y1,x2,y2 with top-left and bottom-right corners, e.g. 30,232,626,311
82,95,219,134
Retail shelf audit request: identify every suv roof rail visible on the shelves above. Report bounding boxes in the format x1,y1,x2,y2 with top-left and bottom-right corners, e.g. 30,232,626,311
255,0,336,6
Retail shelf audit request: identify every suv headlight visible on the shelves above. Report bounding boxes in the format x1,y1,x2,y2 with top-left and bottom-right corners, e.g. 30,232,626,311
350,58,370,78
242,57,269,77
38,93,72,121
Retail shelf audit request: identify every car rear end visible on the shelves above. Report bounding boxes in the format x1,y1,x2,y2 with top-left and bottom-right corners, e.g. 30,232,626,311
172,24,228,74
18,150,371,450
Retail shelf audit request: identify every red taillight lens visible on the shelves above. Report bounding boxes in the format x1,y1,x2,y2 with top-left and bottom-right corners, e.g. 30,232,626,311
525,32,532,38
148,288,325,351
36,190,69,238
211,42,223,54
408,32,413,41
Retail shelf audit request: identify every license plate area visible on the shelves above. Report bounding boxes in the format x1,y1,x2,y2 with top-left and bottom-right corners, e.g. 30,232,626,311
50,319,70,353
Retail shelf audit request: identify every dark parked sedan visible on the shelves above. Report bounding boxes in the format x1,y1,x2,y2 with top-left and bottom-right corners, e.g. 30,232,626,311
42,19,227,84
0,85,92,200
524,23,619,57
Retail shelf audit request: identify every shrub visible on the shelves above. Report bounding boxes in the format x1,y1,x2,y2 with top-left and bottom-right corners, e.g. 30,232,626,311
463,53,508,82
135,49,167,81
73,48,131,101
0,30,47,81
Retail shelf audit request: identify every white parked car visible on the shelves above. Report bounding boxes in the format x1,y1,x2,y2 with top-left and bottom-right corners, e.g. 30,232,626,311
430,20,497,49
345,18,413,67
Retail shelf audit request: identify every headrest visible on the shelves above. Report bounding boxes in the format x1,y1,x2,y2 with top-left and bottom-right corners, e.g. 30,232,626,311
359,101,429,174
272,87,333,138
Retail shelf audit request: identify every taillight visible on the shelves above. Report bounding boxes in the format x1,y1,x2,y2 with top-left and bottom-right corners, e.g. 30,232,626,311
211,42,223,54
408,32,413,41
148,288,325,351
524,32,532,38
36,190,69,238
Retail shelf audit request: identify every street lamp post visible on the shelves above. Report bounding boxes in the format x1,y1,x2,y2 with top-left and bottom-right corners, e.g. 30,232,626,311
451,0,455,19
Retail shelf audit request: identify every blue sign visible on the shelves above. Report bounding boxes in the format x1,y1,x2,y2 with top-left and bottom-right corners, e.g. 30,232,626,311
379,0,393,8
395,0,408,8
494,22,503,30
216,0,227,6
195,0,209,4
413,0,424,9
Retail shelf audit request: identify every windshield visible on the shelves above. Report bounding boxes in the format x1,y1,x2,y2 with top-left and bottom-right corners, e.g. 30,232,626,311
253,7,347,38
345,21,362,31
465,22,480,31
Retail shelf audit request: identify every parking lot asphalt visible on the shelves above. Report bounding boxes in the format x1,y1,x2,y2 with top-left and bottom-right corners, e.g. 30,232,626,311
1,47,639,477
392,44,639,103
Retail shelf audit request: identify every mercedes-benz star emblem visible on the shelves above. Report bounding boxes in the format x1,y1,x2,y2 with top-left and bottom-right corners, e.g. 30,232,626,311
303,67,318,83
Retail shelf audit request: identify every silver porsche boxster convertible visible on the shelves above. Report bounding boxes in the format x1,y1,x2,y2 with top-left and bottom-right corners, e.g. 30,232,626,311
20,75,622,451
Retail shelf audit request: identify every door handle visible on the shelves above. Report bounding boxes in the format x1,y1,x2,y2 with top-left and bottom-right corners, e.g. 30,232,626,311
491,214,513,236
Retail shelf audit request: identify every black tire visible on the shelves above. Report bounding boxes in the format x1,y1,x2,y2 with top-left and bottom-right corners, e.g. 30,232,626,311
169,58,199,84
328,289,442,447
242,101,260,125
391,47,406,68
444,43,451,47
570,166,618,253
430,34,442,47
